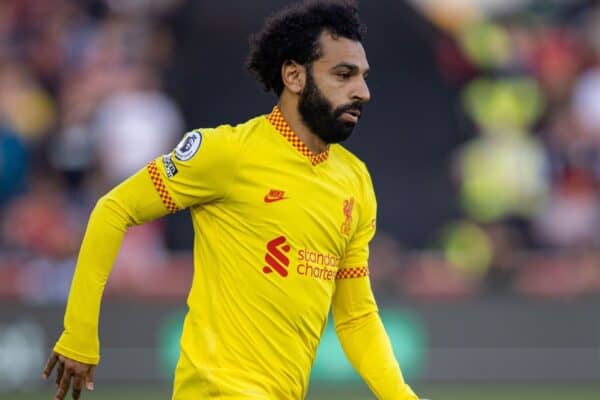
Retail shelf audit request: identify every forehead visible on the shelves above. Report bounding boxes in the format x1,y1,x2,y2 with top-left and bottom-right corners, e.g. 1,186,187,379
314,31,369,71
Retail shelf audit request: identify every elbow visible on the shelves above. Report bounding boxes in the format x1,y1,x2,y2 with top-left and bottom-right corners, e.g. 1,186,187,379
92,193,135,231
93,194,117,217
334,309,379,333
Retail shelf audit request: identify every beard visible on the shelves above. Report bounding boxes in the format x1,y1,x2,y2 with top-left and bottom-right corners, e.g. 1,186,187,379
298,71,363,144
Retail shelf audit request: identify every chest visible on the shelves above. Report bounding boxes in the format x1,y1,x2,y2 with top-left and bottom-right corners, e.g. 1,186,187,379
228,157,361,268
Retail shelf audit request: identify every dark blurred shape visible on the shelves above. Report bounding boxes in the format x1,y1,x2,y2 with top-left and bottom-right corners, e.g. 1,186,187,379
0,125,27,206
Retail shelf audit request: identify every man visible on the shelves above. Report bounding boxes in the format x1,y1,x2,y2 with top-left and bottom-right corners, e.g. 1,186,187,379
43,1,420,399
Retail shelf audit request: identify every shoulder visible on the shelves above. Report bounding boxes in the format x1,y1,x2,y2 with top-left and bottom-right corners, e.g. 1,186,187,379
330,144,376,218
212,114,270,137
200,114,271,147
330,144,373,188
182,114,268,158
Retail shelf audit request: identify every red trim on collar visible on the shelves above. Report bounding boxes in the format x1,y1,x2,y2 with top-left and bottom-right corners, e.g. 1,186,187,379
266,106,329,166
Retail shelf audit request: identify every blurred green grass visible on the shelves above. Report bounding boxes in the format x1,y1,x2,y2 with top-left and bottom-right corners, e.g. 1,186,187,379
2,384,600,400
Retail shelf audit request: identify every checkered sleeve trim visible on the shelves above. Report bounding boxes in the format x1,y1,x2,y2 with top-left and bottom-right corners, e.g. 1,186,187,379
335,266,369,280
267,106,329,166
147,161,179,213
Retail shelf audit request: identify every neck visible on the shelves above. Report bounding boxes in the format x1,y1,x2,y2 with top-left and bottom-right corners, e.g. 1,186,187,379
278,94,328,154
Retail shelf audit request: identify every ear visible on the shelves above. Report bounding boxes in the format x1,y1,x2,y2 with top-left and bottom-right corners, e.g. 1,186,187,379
281,60,306,95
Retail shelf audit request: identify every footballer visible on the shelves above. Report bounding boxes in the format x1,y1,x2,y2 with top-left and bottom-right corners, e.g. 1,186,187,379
43,1,420,399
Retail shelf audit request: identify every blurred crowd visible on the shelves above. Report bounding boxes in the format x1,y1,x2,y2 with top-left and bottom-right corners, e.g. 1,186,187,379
379,0,600,301
1,0,599,303
0,0,183,302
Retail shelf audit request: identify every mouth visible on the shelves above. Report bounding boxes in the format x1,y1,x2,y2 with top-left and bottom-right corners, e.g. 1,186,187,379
341,109,361,123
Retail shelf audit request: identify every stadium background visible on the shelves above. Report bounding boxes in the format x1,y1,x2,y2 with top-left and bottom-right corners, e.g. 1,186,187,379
0,0,599,399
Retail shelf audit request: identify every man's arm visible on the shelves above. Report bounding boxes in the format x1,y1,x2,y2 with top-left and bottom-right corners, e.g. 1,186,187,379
332,277,418,400
43,165,174,399
56,166,173,363
332,164,418,399
44,127,243,399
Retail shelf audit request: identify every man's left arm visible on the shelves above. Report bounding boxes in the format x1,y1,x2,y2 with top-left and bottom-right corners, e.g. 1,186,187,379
332,166,418,400
332,277,418,400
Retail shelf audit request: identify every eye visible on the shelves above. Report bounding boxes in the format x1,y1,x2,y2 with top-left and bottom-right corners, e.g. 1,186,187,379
337,72,351,80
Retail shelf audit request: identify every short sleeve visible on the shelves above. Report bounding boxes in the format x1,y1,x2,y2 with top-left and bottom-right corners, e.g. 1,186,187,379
337,166,377,279
146,125,242,212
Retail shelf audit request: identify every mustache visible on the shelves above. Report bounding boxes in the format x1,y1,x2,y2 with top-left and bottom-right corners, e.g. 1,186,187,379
335,102,364,117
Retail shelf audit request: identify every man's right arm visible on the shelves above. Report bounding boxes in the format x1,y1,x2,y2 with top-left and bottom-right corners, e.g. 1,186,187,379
45,127,242,399
53,164,174,364
53,126,243,365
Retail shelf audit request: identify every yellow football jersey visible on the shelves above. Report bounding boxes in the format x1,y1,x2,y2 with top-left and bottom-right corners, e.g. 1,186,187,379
146,106,376,399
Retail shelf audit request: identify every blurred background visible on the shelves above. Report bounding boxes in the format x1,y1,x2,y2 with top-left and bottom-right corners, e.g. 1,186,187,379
0,0,599,399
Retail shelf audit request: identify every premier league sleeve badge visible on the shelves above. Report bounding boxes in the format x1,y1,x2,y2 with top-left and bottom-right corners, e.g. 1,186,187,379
174,130,202,161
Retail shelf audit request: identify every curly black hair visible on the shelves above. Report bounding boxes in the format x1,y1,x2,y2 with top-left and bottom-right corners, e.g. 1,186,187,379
246,0,366,96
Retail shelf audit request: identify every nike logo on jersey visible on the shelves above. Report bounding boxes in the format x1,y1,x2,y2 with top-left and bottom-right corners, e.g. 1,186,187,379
264,189,288,203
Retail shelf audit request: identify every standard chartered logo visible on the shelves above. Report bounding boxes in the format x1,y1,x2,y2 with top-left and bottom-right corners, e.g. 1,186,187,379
262,236,340,281
296,248,339,281
262,236,291,277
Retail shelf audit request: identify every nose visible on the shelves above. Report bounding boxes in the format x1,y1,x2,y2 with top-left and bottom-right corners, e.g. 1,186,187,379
352,76,371,103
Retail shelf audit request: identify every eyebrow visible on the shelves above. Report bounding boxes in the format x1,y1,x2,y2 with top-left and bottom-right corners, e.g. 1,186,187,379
332,62,370,75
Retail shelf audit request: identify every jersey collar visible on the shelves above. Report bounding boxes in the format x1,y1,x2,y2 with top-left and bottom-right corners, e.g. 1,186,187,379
267,106,329,166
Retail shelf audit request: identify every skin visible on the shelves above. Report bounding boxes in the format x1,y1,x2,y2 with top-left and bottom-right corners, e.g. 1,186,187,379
41,30,371,400
279,30,371,154
42,352,94,400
